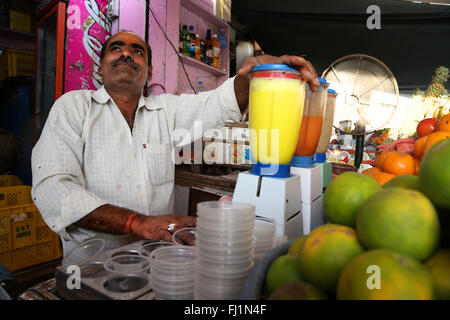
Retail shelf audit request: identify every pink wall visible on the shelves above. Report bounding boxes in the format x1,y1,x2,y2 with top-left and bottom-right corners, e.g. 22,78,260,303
117,0,146,39
113,0,227,95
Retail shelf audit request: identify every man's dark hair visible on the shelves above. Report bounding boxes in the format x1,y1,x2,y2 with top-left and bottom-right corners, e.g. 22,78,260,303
100,32,152,66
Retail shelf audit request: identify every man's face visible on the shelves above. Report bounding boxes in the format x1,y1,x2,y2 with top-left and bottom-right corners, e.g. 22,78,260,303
99,32,152,91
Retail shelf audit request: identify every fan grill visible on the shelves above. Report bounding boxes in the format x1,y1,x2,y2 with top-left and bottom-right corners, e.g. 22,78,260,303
322,54,399,134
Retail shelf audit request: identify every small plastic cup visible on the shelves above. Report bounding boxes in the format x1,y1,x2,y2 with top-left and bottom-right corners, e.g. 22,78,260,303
197,252,253,267
172,227,197,246
62,238,105,267
150,246,196,268
254,216,276,231
104,255,150,274
196,243,253,258
196,233,254,247
138,241,174,257
196,201,255,219
197,262,253,279
150,273,194,288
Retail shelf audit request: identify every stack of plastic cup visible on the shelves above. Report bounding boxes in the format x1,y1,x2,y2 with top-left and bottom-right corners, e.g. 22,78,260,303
253,216,277,263
149,246,196,300
195,201,255,300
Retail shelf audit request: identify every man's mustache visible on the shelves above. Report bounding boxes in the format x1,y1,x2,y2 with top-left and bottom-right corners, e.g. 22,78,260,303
112,56,138,70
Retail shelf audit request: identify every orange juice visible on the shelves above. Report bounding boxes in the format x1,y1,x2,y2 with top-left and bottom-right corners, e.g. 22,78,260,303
295,115,324,156
249,70,305,164
291,78,329,167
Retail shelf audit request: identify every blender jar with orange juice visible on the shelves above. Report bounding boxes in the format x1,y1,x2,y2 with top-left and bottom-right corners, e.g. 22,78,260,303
315,89,338,163
248,64,306,177
291,78,329,168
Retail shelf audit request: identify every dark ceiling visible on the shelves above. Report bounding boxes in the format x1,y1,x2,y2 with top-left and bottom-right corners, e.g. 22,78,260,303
231,0,450,93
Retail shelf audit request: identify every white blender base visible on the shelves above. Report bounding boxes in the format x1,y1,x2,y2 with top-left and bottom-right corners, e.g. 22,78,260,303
232,171,303,240
302,195,324,235
291,166,325,235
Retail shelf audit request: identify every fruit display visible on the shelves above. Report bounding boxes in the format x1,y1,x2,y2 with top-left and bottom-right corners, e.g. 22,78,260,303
425,249,450,300
361,112,450,186
419,139,450,210
388,66,449,141
268,281,327,300
265,254,303,295
425,66,449,99
356,188,440,261
367,128,390,145
257,142,450,299
324,172,380,227
298,224,364,295
417,118,439,138
382,174,420,191
337,249,435,300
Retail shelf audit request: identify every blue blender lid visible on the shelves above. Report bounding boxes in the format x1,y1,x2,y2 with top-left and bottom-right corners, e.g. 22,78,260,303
250,64,298,73
318,77,329,85
328,88,337,94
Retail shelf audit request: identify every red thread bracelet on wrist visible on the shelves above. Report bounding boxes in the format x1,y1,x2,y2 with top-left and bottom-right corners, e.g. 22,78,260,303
125,211,138,234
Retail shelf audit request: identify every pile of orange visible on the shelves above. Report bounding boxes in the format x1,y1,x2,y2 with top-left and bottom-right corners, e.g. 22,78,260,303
415,113,450,160
363,113,450,186
362,150,415,185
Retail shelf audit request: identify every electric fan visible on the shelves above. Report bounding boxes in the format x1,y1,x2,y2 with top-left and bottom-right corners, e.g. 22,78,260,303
322,54,399,169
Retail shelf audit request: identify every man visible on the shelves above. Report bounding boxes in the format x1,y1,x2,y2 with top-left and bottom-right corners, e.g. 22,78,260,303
31,31,319,253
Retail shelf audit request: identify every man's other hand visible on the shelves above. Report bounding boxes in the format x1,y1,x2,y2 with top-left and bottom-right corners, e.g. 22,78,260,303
131,214,197,242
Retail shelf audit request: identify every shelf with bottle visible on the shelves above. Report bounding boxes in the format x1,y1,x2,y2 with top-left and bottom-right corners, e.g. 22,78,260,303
180,0,228,29
179,24,227,74
179,54,227,76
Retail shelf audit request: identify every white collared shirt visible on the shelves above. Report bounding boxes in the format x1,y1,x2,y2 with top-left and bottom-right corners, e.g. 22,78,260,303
31,77,241,253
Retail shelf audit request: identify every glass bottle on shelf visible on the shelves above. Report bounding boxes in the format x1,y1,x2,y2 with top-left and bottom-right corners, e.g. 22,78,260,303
188,26,196,58
205,29,213,66
200,39,205,63
195,34,201,61
218,28,228,72
212,34,220,68
181,25,190,56
197,81,204,93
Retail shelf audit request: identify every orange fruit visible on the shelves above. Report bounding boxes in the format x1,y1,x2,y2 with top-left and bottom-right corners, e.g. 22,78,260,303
414,158,420,175
375,150,395,169
419,139,450,209
337,249,435,300
414,136,429,159
299,224,364,294
268,281,328,300
425,249,450,300
356,187,440,260
265,254,303,295
361,167,381,176
382,152,415,175
423,131,450,155
288,235,307,255
437,113,450,132
324,172,381,227
371,171,396,186
382,174,420,191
